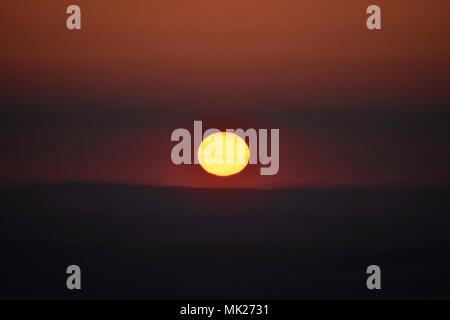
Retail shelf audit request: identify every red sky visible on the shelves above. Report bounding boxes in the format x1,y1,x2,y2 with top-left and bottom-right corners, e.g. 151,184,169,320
1,0,449,187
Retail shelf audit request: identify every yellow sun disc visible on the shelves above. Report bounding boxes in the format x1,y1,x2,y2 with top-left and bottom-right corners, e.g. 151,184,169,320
198,132,250,176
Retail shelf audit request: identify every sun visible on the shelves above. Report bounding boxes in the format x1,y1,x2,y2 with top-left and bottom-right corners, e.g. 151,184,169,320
198,132,250,176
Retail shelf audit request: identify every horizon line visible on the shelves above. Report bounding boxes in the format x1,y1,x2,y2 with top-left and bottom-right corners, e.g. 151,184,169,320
1,179,449,190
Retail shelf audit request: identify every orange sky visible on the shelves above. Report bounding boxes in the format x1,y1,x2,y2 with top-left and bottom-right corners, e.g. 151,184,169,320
1,1,449,187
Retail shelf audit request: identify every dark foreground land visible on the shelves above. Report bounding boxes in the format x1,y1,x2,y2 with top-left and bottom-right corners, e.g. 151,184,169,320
1,183,449,299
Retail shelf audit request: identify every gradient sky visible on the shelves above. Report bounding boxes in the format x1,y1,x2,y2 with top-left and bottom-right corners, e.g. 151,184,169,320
1,0,449,187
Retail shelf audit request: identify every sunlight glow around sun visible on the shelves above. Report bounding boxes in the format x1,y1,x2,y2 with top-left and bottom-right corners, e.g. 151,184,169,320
198,132,250,177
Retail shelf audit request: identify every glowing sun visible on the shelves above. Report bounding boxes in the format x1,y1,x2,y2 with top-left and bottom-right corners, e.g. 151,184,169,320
198,132,250,176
